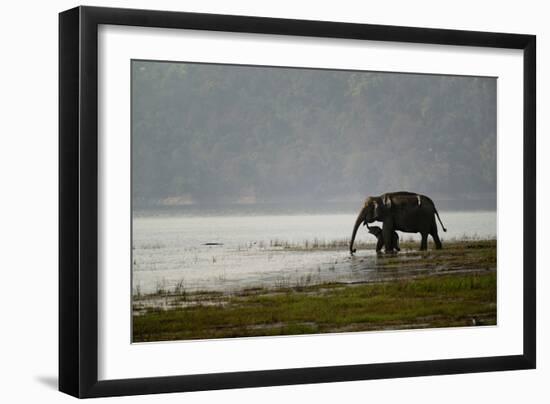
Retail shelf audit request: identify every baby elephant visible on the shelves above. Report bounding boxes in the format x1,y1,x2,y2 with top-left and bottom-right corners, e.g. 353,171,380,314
366,225,400,253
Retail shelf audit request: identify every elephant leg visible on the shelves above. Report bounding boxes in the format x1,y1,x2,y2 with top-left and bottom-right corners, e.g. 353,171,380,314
420,233,428,250
376,237,384,252
431,225,442,249
394,233,400,251
382,221,395,253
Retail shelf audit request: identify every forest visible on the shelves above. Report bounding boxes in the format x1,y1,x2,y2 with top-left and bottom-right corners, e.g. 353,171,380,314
132,60,496,208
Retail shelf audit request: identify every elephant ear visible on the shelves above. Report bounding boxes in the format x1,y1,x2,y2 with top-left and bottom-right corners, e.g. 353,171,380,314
373,197,384,218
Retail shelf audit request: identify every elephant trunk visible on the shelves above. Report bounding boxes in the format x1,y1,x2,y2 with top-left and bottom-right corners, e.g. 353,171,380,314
350,207,366,254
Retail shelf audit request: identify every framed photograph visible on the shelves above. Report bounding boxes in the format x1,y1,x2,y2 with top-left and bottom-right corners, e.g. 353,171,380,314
59,6,536,398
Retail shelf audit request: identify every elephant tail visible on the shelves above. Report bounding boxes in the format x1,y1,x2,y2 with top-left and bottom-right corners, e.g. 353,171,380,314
435,208,447,232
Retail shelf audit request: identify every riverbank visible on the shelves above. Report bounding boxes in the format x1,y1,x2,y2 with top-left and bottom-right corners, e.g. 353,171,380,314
133,240,496,342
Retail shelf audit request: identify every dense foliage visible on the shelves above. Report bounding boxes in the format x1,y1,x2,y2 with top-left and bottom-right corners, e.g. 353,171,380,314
132,61,496,207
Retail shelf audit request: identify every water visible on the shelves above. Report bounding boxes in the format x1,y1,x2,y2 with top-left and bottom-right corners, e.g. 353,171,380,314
132,211,496,294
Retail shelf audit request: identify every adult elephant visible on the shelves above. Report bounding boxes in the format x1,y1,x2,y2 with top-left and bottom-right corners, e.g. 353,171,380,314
349,191,447,254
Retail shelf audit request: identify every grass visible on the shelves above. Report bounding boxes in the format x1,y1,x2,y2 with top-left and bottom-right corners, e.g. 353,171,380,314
132,239,497,342
378,239,497,271
264,236,495,252
267,237,373,251
133,273,496,342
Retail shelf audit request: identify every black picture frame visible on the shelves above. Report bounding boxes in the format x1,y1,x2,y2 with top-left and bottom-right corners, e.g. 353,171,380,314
59,5,536,398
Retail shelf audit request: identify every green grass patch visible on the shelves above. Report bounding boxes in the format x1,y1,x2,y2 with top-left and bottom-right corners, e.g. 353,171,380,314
133,271,496,342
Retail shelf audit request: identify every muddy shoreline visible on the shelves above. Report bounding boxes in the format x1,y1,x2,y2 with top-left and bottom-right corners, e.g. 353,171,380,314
134,239,496,310
132,240,496,342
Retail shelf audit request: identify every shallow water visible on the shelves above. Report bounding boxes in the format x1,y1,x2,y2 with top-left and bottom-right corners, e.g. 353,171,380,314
132,211,496,294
